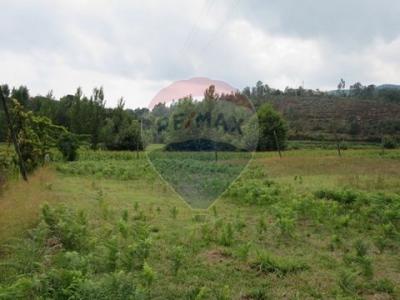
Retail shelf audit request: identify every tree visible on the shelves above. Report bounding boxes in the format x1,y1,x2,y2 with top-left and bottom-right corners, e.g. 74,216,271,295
89,86,106,149
7,98,67,172
11,86,30,107
257,104,288,151
57,132,79,161
337,78,346,91
349,82,364,97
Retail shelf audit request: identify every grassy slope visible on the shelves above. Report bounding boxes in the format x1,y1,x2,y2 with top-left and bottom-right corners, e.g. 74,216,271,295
0,149,399,299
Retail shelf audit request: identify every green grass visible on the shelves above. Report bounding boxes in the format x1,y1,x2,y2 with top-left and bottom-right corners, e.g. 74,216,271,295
0,148,399,299
147,150,253,208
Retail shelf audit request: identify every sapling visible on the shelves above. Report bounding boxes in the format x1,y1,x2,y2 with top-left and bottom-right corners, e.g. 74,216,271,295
118,219,128,239
354,239,368,257
211,205,218,218
170,246,185,275
257,217,267,235
236,242,251,261
214,285,231,300
142,262,155,290
122,209,129,222
170,206,178,219
219,222,234,247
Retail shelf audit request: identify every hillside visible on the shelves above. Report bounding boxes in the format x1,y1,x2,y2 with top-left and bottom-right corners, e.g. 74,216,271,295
263,96,400,141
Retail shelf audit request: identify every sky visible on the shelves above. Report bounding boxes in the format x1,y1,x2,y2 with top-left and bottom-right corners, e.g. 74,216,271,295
0,0,399,108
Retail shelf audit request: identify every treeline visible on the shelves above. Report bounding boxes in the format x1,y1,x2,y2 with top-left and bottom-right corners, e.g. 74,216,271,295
243,80,400,109
1,81,400,149
0,86,144,151
242,81,400,142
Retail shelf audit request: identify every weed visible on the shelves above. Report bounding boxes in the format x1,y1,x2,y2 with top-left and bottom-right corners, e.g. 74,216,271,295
214,285,230,300
142,262,155,289
235,242,252,261
211,205,218,218
354,239,368,257
121,209,129,222
170,206,178,219
314,188,359,205
118,219,128,239
372,278,395,294
219,223,234,247
169,246,185,276
257,217,267,235
252,251,308,277
192,214,207,223
338,269,358,296
41,204,88,251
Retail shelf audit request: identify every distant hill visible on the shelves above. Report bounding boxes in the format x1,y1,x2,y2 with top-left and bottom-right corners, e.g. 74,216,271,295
262,95,400,142
328,84,400,95
377,84,400,90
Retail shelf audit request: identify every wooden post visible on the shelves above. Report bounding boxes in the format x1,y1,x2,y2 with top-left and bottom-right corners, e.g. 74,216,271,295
136,119,141,159
0,87,28,181
273,130,282,158
381,135,385,155
334,132,341,157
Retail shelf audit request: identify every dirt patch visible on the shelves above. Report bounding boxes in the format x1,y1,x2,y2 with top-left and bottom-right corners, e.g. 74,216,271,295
201,248,232,264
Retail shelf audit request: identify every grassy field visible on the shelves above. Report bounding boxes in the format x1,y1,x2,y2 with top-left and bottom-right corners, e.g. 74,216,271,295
0,148,399,299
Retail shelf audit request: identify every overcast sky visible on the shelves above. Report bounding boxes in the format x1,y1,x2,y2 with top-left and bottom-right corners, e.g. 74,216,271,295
1,0,399,108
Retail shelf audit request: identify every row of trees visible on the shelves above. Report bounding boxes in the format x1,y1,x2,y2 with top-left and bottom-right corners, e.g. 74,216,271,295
1,84,289,154
1,86,144,151
2,81,398,154
242,80,400,110
0,85,81,181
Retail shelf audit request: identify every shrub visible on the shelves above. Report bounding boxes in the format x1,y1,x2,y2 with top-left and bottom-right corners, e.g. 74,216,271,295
257,103,288,151
41,204,88,251
338,269,357,295
170,206,178,219
213,285,231,300
373,278,395,294
382,135,397,149
142,262,155,289
219,223,234,247
235,242,252,261
0,277,36,299
354,239,368,257
227,179,281,206
169,246,185,275
314,188,359,205
57,132,79,161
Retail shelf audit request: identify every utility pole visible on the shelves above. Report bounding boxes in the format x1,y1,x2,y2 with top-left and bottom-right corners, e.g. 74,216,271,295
0,86,28,181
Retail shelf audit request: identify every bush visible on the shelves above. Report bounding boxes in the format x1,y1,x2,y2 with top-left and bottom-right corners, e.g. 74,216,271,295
57,132,79,161
227,179,281,206
382,135,397,149
314,188,359,205
42,204,88,251
257,104,288,151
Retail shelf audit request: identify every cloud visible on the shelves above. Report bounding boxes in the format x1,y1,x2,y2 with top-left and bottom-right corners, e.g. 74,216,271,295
0,0,399,108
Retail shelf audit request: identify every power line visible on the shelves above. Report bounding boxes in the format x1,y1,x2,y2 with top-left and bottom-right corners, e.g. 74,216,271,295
179,0,216,59
199,0,241,55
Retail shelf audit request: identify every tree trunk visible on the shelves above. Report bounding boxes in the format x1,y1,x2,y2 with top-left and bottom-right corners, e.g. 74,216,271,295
0,89,28,181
